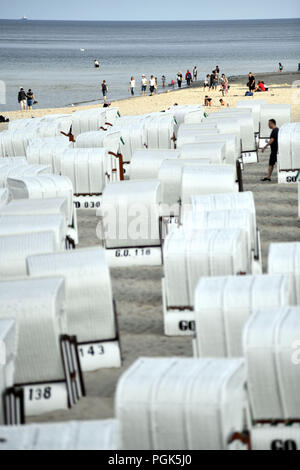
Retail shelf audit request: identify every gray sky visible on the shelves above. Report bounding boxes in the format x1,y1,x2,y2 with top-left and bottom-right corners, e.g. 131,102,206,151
1,0,300,21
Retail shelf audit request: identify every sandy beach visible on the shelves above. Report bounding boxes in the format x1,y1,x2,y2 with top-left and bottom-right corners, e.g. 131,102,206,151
1,71,299,424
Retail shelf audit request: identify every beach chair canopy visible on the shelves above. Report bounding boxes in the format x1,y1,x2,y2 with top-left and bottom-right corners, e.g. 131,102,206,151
208,113,255,152
278,123,300,170
0,130,37,157
27,248,116,343
0,232,56,280
0,163,52,188
0,197,69,222
0,278,67,384
237,99,267,134
168,104,205,125
259,104,291,139
129,149,180,180
268,242,300,304
194,274,294,358
116,357,246,450
163,227,249,308
71,107,119,136
60,148,108,194
99,180,162,249
7,175,74,225
243,306,300,421
75,128,122,155
192,134,240,165
26,137,73,173
179,142,226,164
0,419,117,450
0,214,67,251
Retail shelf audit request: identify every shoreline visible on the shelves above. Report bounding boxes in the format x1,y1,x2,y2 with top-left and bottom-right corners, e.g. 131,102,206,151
1,70,299,125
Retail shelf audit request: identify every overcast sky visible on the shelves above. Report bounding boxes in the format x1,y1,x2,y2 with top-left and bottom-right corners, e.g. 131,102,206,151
1,0,300,21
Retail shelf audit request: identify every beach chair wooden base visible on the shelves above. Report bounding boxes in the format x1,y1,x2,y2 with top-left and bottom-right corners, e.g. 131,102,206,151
73,195,102,210
162,278,195,336
15,335,85,419
2,387,25,425
242,151,258,164
106,246,162,268
277,169,299,184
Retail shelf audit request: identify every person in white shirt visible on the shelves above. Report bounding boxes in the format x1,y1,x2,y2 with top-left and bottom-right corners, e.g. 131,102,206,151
149,75,155,96
129,76,136,96
141,74,147,96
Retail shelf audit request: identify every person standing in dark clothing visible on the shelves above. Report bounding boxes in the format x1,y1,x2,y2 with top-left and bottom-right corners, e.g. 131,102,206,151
248,72,256,92
261,119,279,181
18,87,27,111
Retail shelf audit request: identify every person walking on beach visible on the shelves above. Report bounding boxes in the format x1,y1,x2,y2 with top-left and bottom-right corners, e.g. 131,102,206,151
261,119,279,182
177,71,183,88
185,70,192,86
155,77,158,94
101,80,108,103
220,74,229,96
248,72,256,93
212,70,218,91
149,75,156,96
193,66,198,81
204,74,210,90
141,75,147,96
26,89,36,111
278,62,284,72
162,75,166,87
129,76,136,96
18,87,27,111
94,59,100,68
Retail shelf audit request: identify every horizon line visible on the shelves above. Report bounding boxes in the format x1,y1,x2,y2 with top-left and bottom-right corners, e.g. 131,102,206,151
0,17,299,22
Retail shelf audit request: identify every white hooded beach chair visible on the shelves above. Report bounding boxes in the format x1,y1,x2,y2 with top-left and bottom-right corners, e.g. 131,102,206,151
143,113,177,149
129,149,181,180
71,107,119,136
176,126,222,148
168,104,205,125
237,100,267,134
268,242,300,304
243,306,300,422
193,274,294,358
9,114,72,138
116,357,248,450
277,123,300,184
98,180,162,267
180,164,239,205
0,278,85,418
0,318,22,425
112,123,147,163
179,142,226,164
7,174,74,227
207,113,256,160
259,104,291,141
60,148,108,195
192,134,240,166
0,197,77,246
162,227,250,335
0,214,67,251
27,247,122,371
0,232,56,280
0,163,52,188
0,130,38,157
26,136,73,173
185,192,261,265
0,419,118,450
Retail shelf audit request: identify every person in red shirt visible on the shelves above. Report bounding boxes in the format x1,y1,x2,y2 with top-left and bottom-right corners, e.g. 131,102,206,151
255,81,268,92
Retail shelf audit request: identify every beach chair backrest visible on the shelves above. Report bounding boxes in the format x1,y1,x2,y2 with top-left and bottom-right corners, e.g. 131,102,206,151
179,142,226,164
116,357,246,450
278,123,300,170
129,149,180,180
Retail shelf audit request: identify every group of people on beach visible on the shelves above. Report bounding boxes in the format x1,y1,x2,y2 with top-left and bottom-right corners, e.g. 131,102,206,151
18,87,37,111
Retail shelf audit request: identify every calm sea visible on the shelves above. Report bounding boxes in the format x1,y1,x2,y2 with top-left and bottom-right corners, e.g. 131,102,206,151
0,19,299,111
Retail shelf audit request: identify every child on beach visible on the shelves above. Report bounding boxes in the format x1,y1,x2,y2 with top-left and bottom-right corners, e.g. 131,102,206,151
18,87,27,111
101,80,108,103
204,75,210,90
204,96,213,107
220,74,229,96
219,99,228,107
